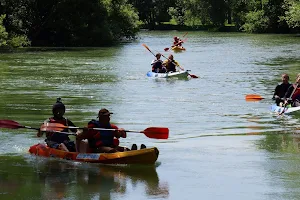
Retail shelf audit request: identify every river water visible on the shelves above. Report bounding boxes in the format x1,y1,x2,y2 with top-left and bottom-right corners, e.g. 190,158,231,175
0,31,300,200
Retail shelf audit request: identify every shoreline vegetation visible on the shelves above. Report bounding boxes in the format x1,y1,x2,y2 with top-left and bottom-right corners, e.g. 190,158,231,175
0,0,299,49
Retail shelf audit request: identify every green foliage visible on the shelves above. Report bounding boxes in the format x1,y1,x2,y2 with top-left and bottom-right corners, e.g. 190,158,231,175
0,14,30,48
241,10,269,33
7,34,30,48
129,0,175,28
103,0,139,40
281,0,300,28
0,14,8,47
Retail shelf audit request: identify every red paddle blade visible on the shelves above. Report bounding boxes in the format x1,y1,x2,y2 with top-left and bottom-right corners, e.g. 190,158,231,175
40,123,66,132
164,48,169,51
0,120,22,129
142,127,169,139
245,94,264,101
189,74,198,78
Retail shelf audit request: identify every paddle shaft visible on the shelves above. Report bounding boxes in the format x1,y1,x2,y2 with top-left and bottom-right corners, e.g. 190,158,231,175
21,126,39,130
53,126,146,133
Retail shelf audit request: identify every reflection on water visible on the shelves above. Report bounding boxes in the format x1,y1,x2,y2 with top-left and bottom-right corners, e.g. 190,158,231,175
0,156,169,200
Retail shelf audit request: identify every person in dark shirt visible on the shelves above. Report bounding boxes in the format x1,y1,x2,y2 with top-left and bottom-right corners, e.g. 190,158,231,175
151,53,166,73
272,73,291,106
37,98,77,152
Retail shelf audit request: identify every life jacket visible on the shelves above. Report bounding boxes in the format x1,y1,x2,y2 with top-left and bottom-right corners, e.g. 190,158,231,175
152,60,163,72
291,85,300,101
87,120,116,148
46,117,70,143
166,60,176,72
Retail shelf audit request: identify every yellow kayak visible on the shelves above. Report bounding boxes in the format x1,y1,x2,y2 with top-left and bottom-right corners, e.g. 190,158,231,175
172,46,186,52
29,143,159,165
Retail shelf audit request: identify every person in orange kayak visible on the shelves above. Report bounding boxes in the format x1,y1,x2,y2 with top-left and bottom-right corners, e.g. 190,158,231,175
272,73,291,106
76,108,145,153
37,98,77,152
283,73,300,107
151,53,166,73
163,54,184,72
173,36,184,47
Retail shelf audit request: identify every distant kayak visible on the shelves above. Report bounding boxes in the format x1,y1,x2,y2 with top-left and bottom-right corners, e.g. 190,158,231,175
270,104,300,115
29,143,159,165
172,46,186,52
147,70,189,78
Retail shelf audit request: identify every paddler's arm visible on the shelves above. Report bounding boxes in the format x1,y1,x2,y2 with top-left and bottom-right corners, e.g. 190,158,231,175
67,119,78,133
111,124,126,138
174,60,184,71
283,85,294,105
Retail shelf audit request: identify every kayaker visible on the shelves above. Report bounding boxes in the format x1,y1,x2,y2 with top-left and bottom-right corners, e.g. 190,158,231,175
37,98,77,152
76,108,145,153
283,73,300,107
163,54,184,72
172,36,184,47
272,73,291,106
151,53,166,73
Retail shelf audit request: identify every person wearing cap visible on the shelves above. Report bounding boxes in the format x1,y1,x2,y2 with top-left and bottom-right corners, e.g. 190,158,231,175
76,108,128,153
37,98,77,152
151,53,166,73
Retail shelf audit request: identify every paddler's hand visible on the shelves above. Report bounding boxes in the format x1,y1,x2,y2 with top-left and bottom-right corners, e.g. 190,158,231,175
115,128,127,138
37,129,43,137
76,128,88,140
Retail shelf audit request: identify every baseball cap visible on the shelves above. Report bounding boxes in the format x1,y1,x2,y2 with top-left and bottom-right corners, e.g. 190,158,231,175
98,108,113,116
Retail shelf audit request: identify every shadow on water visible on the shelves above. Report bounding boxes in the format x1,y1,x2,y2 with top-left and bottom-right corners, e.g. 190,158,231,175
0,156,169,200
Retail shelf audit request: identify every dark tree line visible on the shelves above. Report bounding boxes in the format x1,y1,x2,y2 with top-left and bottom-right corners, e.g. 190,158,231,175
0,0,139,48
130,0,300,33
0,0,299,48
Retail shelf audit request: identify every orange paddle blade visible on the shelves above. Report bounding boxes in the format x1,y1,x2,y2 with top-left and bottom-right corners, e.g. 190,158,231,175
142,127,169,139
245,94,264,101
142,44,150,52
40,123,67,132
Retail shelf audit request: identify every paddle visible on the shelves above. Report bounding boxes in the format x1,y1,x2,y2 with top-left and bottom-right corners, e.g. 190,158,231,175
0,119,40,130
279,83,299,115
0,119,76,135
164,32,188,51
41,122,169,139
245,94,265,101
142,44,198,78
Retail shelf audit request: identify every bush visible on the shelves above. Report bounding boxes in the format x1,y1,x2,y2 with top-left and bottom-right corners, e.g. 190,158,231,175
241,10,269,33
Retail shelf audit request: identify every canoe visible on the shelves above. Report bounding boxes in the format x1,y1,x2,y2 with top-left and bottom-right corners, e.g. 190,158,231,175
172,46,186,52
29,143,159,165
147,70,189,78
270,104,300,115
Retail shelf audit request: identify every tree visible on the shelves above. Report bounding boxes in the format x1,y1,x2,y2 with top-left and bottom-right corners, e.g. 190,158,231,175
281,0,300,29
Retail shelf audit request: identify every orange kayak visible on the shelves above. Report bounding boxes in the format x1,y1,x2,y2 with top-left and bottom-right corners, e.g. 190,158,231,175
29,143,159,165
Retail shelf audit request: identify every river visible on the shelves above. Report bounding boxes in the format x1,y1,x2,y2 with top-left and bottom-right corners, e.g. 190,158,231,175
0,31,300,200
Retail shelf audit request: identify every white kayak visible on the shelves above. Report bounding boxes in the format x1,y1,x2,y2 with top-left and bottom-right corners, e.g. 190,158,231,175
146,70,189,78
270,104,300,114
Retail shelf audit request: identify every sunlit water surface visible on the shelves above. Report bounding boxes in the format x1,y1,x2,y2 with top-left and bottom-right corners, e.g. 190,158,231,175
0,31,300,199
